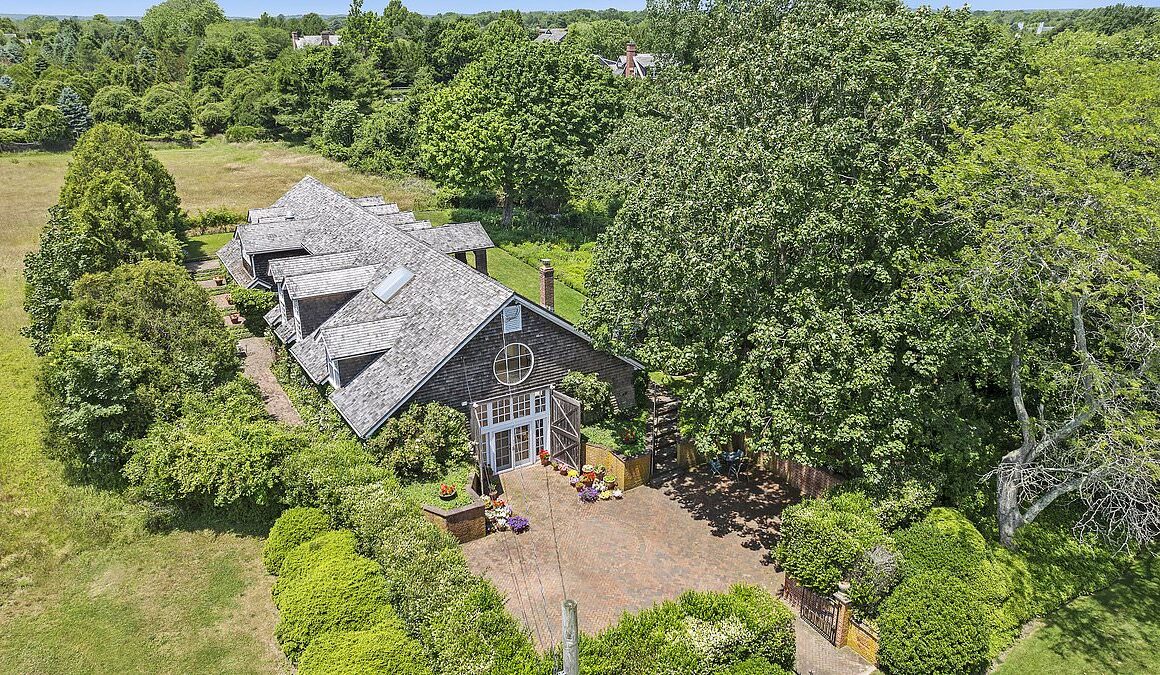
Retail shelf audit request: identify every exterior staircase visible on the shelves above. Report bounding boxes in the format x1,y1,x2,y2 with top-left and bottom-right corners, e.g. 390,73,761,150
647,382,682,485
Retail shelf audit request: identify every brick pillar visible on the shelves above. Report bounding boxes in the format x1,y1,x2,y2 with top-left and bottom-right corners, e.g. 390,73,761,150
539,258,554,313
454,251,468,264
833,590,853,647
474,248,488,275
625,42,637,77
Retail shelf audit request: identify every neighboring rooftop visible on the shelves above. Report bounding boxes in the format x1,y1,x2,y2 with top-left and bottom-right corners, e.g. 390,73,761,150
290,30,340,48
535,28,568,43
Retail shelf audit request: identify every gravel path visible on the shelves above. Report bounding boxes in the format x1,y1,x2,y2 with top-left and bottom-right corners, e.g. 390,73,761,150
238,337,303,426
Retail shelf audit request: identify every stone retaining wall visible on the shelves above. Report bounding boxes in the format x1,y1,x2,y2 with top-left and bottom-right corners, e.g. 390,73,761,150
420,485,487,544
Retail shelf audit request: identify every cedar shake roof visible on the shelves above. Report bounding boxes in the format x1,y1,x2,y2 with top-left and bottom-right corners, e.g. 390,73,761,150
408,221,494,254
285,264,379,299
219,176,636,439
322,316,407,359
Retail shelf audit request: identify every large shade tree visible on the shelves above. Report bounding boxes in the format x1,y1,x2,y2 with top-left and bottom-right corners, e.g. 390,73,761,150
922,33,1160,548
581,0,1026,499
419,39,622,224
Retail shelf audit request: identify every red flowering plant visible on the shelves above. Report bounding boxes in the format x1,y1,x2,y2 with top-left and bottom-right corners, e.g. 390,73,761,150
439,483,457,498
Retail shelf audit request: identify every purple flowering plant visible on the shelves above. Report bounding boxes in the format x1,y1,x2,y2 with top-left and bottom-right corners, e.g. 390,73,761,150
579,486,599,503
508,515,530,533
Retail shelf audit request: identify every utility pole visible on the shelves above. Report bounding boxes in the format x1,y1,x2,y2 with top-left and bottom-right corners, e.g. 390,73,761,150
561,599,578,675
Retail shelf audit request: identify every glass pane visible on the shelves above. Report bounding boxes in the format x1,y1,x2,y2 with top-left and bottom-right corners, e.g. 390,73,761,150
535,419,545,452
494,430,512,471
513,426,530,463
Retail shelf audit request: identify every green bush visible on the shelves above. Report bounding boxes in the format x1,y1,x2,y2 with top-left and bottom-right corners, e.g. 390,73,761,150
90,85,140,127
558,370,615,424
123,378,304,509
830,475,939,530
723,657,794,675
196,101,231,135
23,104,70,147
0,127,26,144
298,623,433,675
893,508,1034,656
775,491,887,593
188,206,244,234
264,507,332,574
877,572,990,675
281,438,390,512
225,124,264,142
140,84,192,135
577,585,796,674
231,286,276,324
273,530,397,661
368,402,472,482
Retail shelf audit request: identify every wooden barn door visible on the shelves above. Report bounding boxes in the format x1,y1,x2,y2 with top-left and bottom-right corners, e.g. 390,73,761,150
550,388,581,469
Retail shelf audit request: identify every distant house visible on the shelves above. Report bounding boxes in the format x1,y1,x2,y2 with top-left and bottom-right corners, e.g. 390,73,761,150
218,178,640,473
534,28,568,43
597,42,656,78
290,30,340,49
1014,21,1056,36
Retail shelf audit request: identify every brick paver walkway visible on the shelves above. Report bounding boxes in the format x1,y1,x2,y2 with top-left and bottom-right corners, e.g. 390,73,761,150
462,465,872,674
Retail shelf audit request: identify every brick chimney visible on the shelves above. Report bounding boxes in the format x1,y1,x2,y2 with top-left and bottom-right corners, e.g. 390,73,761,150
320,30,331,46
625,42,637,77
290,30,300,43
539,259,554,313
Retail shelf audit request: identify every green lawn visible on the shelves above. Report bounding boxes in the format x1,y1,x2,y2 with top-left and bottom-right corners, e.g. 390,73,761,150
184,231,235,261
995,560,1160,675
483,248,586,324
0,140,451,673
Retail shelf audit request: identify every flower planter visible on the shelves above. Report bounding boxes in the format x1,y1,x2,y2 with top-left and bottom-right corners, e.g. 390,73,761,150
214,277,225,286
439,489,457,501
583,442,652,491
229,313,242,324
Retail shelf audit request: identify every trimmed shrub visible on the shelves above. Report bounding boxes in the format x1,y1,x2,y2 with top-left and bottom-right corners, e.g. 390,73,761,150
90,85,140,127
830,475,939,530
298,623,433,675
0,127,27,144
273,530,397,661
368,402,472,481
264,507,332,574
196,101,231,135
225,124,264,142
140,84,192,135
775,491,887,593
557,370,615,424
877,572,990,675
893,507,987,579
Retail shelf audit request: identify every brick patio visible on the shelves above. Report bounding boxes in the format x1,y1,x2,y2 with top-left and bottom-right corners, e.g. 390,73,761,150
461,465,873,675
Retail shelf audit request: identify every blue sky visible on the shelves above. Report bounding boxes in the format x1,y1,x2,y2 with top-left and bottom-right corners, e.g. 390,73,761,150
2,1,1158,18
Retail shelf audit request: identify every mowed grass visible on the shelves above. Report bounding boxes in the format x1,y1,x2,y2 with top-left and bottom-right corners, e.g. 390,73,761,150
995,560,1160,675
0,139,586,673
183,231,235,261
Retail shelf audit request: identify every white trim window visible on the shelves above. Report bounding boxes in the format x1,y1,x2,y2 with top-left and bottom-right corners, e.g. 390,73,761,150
479,387,552,473
493,343,533,385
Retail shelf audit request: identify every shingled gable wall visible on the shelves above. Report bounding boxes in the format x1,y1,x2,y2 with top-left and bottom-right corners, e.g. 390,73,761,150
297,290,362,336
404,300,636,414
252,249,309,285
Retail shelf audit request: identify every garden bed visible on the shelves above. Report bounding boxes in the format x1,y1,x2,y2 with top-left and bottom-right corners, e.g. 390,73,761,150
582,442,652,491
412,465,487,544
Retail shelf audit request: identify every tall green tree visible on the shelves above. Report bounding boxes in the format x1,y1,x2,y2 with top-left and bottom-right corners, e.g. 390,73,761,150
921,36,1160,548
419,39,622,224
581,0,1026,500
56,85,91,138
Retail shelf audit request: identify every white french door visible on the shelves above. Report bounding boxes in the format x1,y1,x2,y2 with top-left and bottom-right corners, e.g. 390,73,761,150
482,388,550,473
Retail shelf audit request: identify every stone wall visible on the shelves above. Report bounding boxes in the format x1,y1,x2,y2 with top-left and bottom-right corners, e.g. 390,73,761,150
763,451,844,498
846,619,879,665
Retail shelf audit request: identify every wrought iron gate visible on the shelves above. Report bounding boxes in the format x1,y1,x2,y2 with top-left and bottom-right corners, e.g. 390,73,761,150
783,576,839,644
550,387,581,468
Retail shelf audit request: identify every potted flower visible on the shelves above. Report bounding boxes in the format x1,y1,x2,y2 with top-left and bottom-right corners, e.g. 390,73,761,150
569,476,579,487
229,312,242,324
213,275,225,286
579,486,599,503
495,516,508,531
582,471,596,487
604,474,617,488
551,459,560,471
439,483,457,501
595,464,606,481
599,490,613,501
582,464,594,474
567,469,579,479
612,489,624,499
538,449,551,466
508,515,530,533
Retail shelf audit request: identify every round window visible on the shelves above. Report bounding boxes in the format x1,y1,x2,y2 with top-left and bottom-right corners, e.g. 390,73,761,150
494,343,534,385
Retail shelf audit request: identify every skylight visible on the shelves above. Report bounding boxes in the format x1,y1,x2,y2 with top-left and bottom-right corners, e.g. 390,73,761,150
372,267,414,303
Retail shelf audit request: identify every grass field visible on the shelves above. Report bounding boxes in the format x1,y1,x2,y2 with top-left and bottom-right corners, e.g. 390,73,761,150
994,560,1160,675
0,140,512,673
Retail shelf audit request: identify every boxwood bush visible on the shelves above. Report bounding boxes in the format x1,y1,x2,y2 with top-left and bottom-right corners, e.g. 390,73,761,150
723,657,794,675
273,530,397,661
775,491,887,593
230,286,276,325
263,507,331,574
877,572,990,675
298,622,433,675
892,508,1033,657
